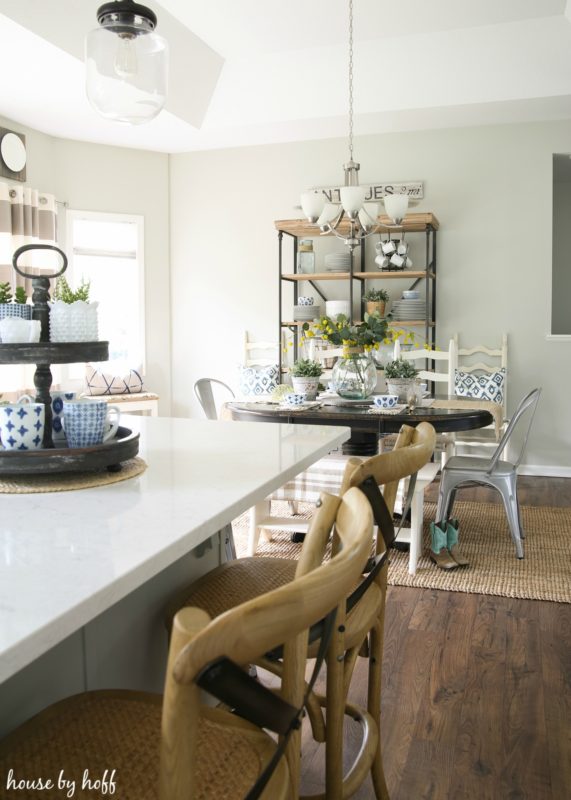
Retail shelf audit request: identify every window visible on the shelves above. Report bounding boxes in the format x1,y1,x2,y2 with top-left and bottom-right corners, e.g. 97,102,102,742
66,211,145,370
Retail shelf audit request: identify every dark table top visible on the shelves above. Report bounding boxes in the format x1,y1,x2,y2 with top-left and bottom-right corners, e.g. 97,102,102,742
226,399,494,435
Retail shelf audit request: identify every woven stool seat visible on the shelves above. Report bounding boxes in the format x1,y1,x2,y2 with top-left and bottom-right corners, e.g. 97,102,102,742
0,691,289,800
164,556,382,655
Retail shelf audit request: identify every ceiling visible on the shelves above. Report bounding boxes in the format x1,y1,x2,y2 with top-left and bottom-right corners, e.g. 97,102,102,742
0,0,570,153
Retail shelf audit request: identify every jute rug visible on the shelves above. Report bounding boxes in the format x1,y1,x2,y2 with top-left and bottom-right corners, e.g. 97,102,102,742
232,500,571,603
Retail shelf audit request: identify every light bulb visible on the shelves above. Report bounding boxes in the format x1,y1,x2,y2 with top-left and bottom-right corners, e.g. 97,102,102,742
114,33,138,79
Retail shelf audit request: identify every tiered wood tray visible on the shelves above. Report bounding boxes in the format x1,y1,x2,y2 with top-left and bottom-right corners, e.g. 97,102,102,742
0,341,140,473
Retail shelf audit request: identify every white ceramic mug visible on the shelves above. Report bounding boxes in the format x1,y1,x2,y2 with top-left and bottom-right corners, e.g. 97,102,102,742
0,318,41,343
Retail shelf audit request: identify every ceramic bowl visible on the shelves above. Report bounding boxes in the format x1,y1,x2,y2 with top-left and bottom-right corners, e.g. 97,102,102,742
373,394,399,409
402,290,420,300
283,393,306,407
298,296,314,306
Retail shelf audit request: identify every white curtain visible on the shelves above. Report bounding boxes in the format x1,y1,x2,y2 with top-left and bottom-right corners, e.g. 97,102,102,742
0,183,59,394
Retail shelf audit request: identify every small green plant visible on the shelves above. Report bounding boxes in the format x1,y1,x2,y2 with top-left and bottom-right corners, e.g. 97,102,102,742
0,282,13,304
14,286,27,304
290,358,323,378
384,359,419,379
53,276,91,303
363,288,389,302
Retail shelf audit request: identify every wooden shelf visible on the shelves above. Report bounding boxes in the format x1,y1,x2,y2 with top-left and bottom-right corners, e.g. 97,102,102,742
282,272,353,281
354,271,435,280
275,212,439,238
390,321,435,327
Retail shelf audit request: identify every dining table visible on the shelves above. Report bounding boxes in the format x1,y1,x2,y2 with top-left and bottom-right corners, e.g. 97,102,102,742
0,414,350,737
226,398,495,455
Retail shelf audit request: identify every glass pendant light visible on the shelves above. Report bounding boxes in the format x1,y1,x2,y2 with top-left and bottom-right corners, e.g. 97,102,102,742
85,0,168,125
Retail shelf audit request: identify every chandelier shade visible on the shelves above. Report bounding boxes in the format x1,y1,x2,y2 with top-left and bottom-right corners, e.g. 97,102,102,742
85,0,168,125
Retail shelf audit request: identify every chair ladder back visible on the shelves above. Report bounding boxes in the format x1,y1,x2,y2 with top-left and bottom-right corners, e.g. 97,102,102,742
454,332,508,416
244,331,280,367
394,338,457,395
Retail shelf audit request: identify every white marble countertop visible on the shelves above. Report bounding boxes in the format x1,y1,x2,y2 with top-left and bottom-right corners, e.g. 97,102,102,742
0,416,349,683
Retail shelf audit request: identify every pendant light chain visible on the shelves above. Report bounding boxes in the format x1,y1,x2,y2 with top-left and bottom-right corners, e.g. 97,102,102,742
348,0,354,162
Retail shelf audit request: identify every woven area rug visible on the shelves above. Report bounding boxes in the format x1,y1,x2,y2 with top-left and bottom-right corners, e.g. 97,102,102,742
232,500,571,603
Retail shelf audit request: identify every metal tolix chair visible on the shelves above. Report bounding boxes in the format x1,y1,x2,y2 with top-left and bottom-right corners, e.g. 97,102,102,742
435,388,541,559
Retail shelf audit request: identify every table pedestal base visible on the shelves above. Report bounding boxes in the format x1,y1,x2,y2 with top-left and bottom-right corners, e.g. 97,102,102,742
341,431,379,457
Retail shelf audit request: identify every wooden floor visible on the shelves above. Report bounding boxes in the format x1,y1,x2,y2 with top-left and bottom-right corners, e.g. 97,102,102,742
297,477,571,798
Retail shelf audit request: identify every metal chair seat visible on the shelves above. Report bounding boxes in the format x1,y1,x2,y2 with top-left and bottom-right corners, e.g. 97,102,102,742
443,455,514,477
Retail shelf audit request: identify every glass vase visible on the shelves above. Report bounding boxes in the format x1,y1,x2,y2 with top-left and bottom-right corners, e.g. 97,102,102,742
331,351,377,399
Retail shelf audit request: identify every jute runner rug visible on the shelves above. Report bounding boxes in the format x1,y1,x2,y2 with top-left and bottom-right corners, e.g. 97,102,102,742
232,500,571,603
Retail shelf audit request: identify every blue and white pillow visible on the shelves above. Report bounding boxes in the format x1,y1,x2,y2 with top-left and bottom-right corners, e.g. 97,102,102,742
454,368,505,404
238,364,280,397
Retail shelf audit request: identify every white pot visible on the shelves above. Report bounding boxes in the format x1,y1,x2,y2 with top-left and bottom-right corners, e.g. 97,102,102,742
291,375,320,400
386,378,414,402
49,301,99,343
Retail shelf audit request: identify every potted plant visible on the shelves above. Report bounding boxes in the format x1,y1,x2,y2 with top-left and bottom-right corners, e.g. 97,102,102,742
0,282,32,321
363,288,389,317
384,359,419,400
50,276,98,342
290,358,323,400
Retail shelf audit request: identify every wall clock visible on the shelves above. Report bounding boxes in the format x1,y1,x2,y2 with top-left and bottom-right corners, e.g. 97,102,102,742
0,129,27,181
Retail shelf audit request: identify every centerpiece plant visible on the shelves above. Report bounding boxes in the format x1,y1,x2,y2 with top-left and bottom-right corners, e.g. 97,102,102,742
384,358,419,400
289,358,323,400
302,312,389,399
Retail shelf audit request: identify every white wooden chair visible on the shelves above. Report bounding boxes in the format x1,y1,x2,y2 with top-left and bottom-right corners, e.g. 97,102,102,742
382,339,459,572
451,332,508,455
393,337,457,396
244,331,280,367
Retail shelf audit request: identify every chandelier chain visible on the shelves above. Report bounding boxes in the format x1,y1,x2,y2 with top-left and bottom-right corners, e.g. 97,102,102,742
348,0,354,161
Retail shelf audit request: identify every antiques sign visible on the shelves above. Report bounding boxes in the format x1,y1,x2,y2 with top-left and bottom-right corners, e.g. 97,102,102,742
315,182,423,203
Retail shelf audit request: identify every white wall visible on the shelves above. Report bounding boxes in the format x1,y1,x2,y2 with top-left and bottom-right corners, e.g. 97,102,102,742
170,119,571,472
0,116,171,411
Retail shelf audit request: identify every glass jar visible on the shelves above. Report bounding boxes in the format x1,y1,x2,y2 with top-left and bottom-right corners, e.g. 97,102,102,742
296,238,315,274
332,351,377,399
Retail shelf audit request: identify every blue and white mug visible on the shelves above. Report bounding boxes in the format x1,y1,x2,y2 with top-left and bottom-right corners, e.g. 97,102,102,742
50,391,76,443
283,393,306,407
0,395,44,450
63,399,121,448
373,394,399,409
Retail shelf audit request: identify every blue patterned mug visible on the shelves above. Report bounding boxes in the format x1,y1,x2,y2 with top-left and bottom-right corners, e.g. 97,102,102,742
283,393,306,407
0,395,44,450
50,391,77,443
373,394,399,409
63,399,121,448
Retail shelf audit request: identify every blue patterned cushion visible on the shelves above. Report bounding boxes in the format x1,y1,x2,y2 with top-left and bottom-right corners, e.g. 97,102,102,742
238,364,280,397
454,368,505,404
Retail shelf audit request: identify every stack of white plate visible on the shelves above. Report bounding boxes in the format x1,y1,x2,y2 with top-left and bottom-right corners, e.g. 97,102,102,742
325,300,350,318
324,252,352,272
391,298,426,320
293,304,321,321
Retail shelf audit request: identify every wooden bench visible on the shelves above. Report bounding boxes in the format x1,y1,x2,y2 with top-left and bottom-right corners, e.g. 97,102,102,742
83,391,159,416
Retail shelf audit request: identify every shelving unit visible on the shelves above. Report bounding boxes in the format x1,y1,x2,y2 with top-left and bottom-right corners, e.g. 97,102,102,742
276,212,439,375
